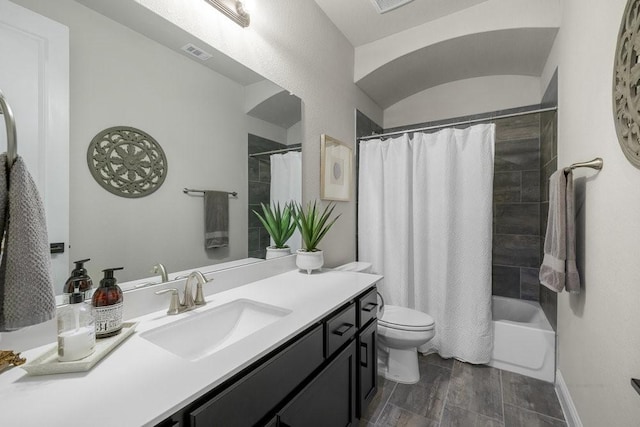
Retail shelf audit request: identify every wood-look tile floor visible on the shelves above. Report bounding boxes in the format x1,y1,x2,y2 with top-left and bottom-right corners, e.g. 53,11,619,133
360,354,566,427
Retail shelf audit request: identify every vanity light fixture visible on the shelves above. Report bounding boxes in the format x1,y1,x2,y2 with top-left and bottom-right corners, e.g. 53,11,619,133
205,0,250,28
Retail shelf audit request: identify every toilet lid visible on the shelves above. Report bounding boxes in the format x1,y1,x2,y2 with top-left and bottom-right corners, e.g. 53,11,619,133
379,305,435,331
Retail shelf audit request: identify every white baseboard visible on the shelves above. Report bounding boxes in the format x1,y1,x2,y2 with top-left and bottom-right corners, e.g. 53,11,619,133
555,370,583,427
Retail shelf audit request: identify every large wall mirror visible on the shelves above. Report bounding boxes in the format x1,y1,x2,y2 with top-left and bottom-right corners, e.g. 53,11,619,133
3,0,302,294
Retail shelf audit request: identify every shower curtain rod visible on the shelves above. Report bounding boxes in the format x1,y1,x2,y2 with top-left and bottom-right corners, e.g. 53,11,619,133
359,106,558,141
248,146,301,157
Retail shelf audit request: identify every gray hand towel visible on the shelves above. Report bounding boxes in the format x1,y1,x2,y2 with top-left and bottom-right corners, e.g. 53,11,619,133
0,156,56,331
539,168,580,293
204,191,229,249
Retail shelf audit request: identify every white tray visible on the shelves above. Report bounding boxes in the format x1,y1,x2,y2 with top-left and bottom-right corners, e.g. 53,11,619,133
22,322,138,376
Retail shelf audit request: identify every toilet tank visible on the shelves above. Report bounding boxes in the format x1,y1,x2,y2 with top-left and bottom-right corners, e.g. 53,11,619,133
333,262,372,273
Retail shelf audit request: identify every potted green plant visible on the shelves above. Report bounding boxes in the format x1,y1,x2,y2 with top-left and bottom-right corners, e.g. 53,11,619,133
253,202,297,259
294,200,341,274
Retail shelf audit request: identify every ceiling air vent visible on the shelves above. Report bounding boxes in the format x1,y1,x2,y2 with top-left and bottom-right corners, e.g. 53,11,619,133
370,0,415,14
180,43,213,61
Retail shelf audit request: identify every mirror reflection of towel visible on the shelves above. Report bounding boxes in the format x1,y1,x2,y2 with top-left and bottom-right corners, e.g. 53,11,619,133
204,191,229,249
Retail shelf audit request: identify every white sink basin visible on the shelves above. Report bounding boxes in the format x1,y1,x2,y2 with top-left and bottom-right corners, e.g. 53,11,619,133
140,299,292,361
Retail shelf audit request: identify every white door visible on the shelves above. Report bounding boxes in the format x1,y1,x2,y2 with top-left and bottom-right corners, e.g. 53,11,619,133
0,0,69,293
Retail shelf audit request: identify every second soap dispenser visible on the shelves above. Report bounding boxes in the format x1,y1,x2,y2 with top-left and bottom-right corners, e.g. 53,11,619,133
63,259,94,303
92,267,124,339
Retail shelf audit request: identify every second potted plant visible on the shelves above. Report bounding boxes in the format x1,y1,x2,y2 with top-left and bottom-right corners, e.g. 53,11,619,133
253,202,297,259
294,201,341,274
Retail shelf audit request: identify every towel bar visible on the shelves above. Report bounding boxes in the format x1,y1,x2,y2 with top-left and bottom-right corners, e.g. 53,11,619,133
183,188,238,197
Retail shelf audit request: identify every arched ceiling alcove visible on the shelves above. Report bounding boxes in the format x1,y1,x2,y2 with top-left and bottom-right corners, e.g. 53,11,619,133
357,27,558,109
315,0,560,110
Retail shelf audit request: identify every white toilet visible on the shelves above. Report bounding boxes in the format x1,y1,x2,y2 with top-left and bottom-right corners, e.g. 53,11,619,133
334,262,436,384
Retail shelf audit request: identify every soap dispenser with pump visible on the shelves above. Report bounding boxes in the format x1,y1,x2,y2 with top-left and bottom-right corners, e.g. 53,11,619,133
92,267,124,339
57,283,96,362
63,259,94,303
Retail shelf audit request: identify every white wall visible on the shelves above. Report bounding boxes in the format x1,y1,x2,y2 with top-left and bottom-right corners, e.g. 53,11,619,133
544,0,640,425
287,121,302,145
12,0,255,283
246,116,288,145
131,0,383,268
383,75,541,129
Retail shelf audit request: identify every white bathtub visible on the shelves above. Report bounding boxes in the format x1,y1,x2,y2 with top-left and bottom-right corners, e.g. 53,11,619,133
488,296,555,382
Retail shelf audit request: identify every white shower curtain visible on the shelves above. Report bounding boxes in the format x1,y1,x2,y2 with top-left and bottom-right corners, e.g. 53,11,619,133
270,151,302,251
358,124,495,363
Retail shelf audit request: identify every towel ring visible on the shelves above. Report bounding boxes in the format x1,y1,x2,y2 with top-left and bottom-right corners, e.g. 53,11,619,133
0,90,18,168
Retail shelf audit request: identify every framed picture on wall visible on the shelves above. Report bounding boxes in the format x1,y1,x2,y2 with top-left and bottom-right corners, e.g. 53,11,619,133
320,134,352,201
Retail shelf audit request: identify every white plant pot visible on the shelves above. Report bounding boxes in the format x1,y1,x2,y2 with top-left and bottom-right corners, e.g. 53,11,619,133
266,247,291,259
296,249,324,274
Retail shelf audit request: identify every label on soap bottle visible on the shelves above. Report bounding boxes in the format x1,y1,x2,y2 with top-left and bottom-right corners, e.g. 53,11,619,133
94,302,123,337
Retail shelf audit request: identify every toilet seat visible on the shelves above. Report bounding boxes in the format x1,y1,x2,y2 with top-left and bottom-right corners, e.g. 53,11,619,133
379,305,435,332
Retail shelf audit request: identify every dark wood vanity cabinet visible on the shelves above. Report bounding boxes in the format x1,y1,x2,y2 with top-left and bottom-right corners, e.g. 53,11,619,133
156,286,377,427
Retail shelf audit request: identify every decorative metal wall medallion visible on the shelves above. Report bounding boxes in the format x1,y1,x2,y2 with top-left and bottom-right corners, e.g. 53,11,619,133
614,0,640,169
87,126,168,198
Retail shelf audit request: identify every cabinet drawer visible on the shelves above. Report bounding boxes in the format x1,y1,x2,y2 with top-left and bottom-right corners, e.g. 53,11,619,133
189,324,324,426
325,302,357,358
358,287,378,328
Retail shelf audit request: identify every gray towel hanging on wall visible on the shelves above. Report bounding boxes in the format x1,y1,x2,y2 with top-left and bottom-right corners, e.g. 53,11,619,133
204,191,229,249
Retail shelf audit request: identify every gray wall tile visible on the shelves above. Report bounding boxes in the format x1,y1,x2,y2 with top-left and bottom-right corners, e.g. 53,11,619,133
357,110,383,138
538,108,558,328
248,157,259,182
248,205,262,228
495,114,540,141
540,157,557,202
540,286,558,331
540,113,556,168
248,228,260,252
249,181,270,205
494,203,539,235
520,268,540,301
493,172,521,203
492,266,521,298
521,171,541,202
494,139,540,172
493,235,540,268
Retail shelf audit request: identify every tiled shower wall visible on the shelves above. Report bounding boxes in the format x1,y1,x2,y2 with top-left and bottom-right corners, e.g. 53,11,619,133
247,134,287,259
539,111,558,329
491,114,542,301
539,70,559,330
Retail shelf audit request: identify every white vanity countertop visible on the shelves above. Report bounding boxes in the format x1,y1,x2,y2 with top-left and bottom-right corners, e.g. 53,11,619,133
0,269,381,427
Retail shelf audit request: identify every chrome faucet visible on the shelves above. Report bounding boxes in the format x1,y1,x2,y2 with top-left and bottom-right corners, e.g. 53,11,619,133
155,270,212,315
151,263,168,283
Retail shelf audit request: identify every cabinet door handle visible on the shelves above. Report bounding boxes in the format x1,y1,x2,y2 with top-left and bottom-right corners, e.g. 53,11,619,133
362,302,378,312
360,342,368,368
333,323,354,336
